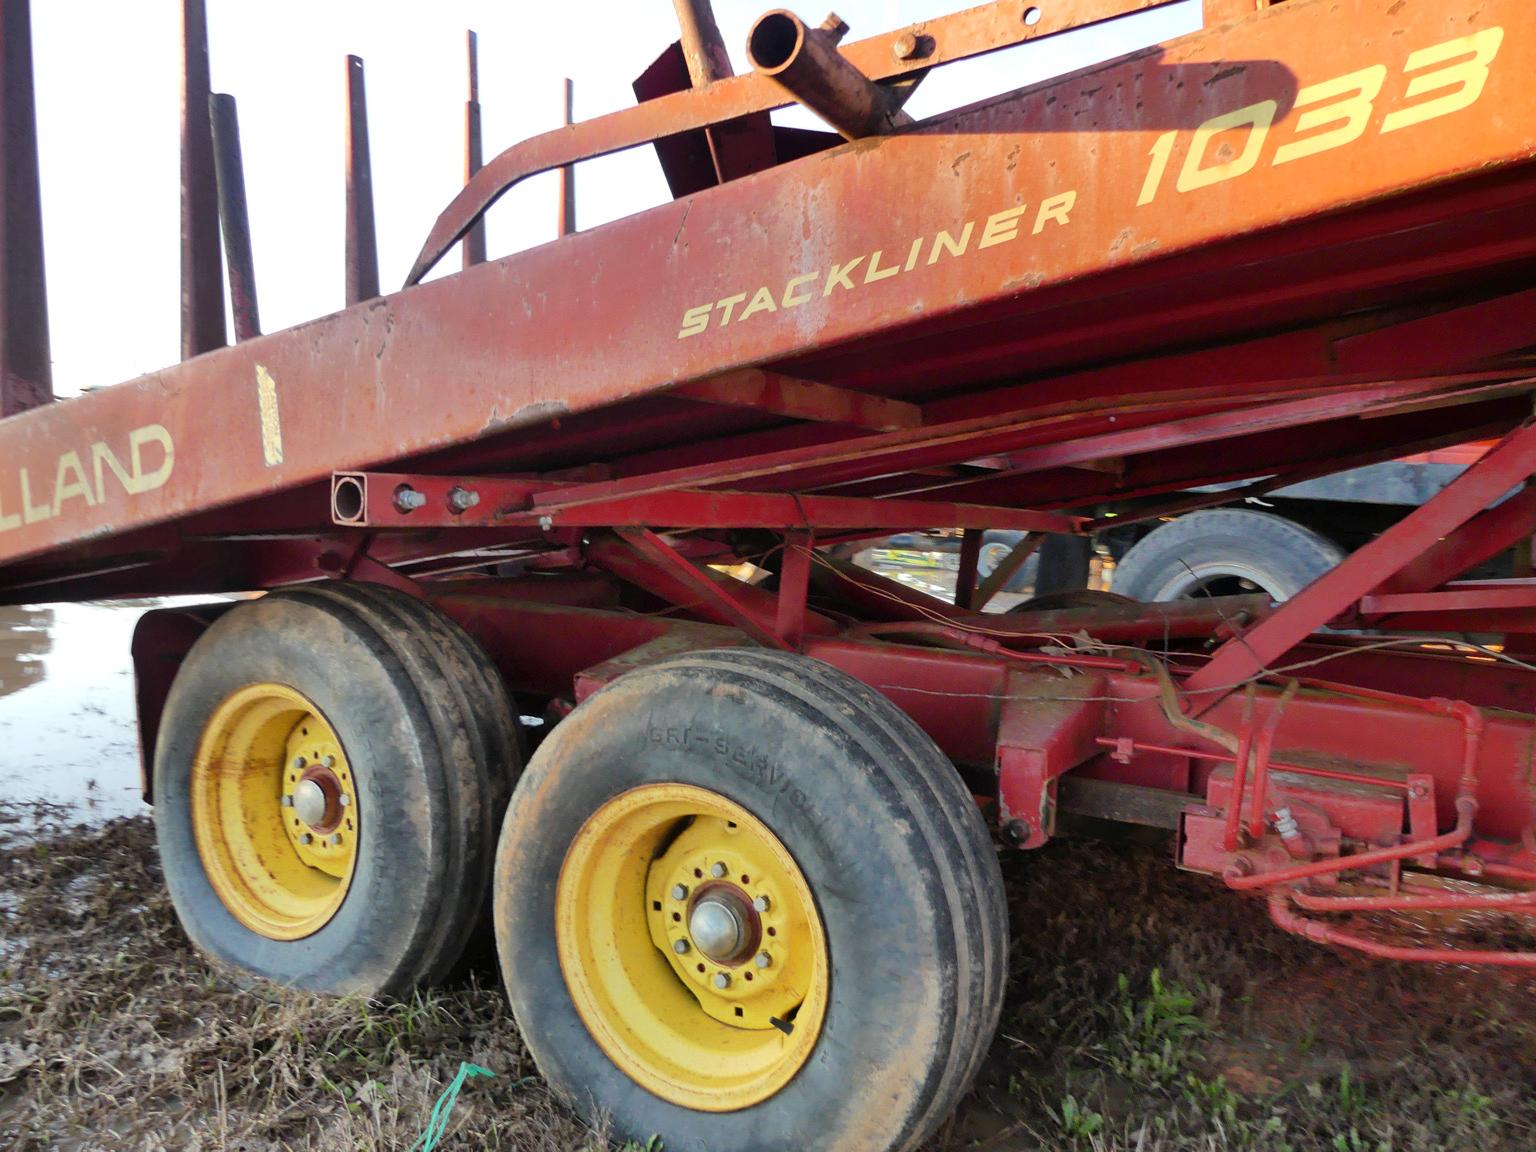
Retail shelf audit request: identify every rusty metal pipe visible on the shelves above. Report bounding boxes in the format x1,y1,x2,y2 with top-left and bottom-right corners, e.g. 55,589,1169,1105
1268,889,1536,967
463,31,486,269
179,0,225,359
747,10,906,140
210,92,260,341
673,0,733,86
344,55,379,305
0,0,51,416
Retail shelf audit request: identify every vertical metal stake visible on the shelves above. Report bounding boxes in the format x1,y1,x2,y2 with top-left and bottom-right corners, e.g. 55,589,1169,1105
344,55,379,304
955,529,983,611
776,529,814,649
558,78,576,236
462,30,487,269
210,92,260,341
0,0,52,415
179,0,226,360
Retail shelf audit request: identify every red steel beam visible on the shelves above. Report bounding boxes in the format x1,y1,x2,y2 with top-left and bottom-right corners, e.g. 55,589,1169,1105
333,469,1082,533
1185,418,1536,699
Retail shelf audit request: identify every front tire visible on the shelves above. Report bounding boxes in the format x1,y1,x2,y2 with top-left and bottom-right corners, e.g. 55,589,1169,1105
494,649,1006,1152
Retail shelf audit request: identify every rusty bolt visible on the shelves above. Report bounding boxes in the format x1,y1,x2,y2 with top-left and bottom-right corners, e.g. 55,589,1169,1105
393,486,427,513
820,12,849,40
1002,819,1031,847
893,32,919,61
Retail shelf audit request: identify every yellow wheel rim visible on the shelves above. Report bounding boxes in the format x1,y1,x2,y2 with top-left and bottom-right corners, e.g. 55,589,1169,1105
191,683,360,941
556,783,828,1112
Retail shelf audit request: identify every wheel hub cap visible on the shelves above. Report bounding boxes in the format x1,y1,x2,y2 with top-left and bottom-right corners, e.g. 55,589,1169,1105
689,894,750,963
292,778,328,827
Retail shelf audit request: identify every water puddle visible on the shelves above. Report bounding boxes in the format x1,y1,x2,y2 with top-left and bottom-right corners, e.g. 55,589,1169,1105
0,601,212,822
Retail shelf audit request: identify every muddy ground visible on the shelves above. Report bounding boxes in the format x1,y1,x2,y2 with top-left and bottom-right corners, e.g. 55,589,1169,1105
4,804,1536,1152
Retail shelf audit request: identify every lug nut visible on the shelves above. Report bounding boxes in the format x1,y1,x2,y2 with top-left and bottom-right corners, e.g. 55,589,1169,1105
299,833,314,845
755,951,772,969
280,795,294,808
671,883,689,901
323,755,336,769
329,833,343,846
752,895,770,913
710,861,728,878
292,757,306,771
712,972,731,989
338,794,351,807
447,486,481,513
673,939,690,955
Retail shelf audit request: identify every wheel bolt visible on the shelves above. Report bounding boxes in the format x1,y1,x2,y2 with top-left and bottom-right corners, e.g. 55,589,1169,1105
323,755,336,769
329,833,343,846
280,795,294,808
752,895,770,913
299,832,314,845
338,794,351,808
292,757,306,771
710,861,727,878
712,972,730,989
755,951,772,969
671,883,688,900
673,939,690,955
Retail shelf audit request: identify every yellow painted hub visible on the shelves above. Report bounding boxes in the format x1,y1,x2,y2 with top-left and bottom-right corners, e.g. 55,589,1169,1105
556,783,828,1112
190,683,359,940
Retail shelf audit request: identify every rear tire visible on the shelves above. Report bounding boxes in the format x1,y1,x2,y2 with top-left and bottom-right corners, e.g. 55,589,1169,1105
153,584,517,996
1110,509,1343,602
494,649,1006,1152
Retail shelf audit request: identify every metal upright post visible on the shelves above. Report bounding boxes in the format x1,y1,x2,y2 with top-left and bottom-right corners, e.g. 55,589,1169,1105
179,0,226,359
463,31,487,269
344,55,379,304
0,0,52,415
210,92,260,341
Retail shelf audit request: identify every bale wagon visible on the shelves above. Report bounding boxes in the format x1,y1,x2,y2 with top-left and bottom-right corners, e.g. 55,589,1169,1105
2,0,1535,1148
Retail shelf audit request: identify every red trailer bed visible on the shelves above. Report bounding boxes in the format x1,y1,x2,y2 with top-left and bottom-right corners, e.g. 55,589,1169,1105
4,3,1536,1150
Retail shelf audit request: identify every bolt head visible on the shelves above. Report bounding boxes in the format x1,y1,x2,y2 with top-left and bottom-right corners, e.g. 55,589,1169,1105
299,832,314,846
893,31,918,60
673,938,690,955
710,861,728,878
539,515,554,531
671,883,689,901
329,833,343,846
712,972,731,989
338,794,351,807
752,895,770,913
755,951,772,969
323,755,336,769
291,757,306,771
280,795,294,808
